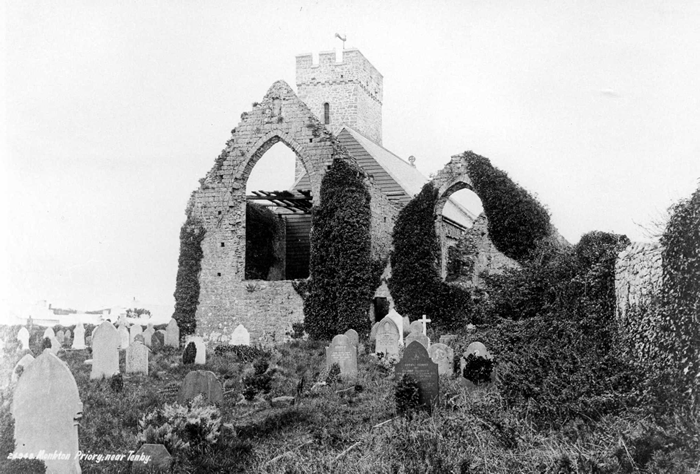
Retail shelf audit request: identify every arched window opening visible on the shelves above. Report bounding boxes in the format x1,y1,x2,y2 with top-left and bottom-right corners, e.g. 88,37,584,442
323,102,330,125
245,142,312,281
439,188,483,283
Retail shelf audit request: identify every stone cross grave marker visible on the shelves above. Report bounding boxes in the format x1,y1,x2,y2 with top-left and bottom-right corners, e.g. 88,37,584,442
395,341,439,412
428,343,454,376
72,323,86,350
185,336,206,364
419,315,431,335
12,350,83,474
230,324,250,346
165,318,180,348
326,334,358,377
91,321,120,380
343,329,359,348
129,324,143,345
126,341,150,375
12,353,35,383
143,324,155,348
386,309,405,346
405,332,430,350
17,327,30,351
131,444,173,473
178,370,223,405
374,316,400,357
118,325,129,350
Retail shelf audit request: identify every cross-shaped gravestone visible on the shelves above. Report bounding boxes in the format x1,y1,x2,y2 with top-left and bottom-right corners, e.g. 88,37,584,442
419,315,431,336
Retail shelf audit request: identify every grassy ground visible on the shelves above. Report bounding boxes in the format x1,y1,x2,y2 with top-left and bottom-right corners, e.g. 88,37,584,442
1,326,698,473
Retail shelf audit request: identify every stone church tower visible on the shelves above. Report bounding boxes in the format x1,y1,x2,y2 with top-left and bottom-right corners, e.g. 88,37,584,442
296,49,383,145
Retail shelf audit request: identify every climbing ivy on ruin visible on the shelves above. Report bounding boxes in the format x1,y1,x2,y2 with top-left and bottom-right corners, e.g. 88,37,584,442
303,155,376,340
173,213,206,338
388,182,472,329
245,202,282,280
464,151,552,262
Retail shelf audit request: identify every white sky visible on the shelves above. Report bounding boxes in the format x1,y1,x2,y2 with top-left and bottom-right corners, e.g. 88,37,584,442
2,0,699,313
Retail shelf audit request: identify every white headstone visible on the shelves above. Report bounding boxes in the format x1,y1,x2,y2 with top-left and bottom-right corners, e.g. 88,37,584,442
72,323,86,350
43,327,55,340
230,324,250,346
129,324,143,344
11,354,35,383
428,343,454,376
186,336,206,365
326,334,358,377
118,325,130,350
143,325,155,348
165,318,180,348
12,351,83,474
17,327,30,351
91,321,120,380
386,309,405,346
374,316,400,357
126,341,149,375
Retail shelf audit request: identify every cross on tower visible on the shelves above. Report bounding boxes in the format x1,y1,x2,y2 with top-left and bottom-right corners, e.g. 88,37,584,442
335,33,347,49
419,314,431,336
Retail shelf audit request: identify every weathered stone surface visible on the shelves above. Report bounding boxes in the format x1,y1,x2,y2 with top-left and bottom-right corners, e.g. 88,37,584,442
143,325,155,348
395,341,439,411
91,321,120,380
374,316,400,356
129,325,143,344
178,370,223,405
428,343,454,376
405,332,430,350
326,334,358,377
165,318,180,348
271,395,295,408
409,321,423,335
615,241,663,320
343,329,359,347
151,331,164,351
386,309,405,346
230,324,250,346
12,351,83,474
126,341,149,375
369,322,379,342
118,325,130,350
185,336,206,365
131,443,173,473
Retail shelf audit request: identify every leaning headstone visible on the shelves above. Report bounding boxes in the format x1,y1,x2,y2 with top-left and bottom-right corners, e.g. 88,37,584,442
118,325,130,350
72,323,86,350
326,334,358,377
129,324,143,344
428,343,454,376
405,332,430,350
17,327,30,351
126,341,149,375
395,341,439,412
12,353,35,383
12,350,83,474
343,329,359,348
177,370,223,405
185,336,206,365
91,321,120,379
143,325,155,348
374,316,400,357
386,309,405,346
369,322,380,342
131,444,173,473
230,324,250,346
165,318,180,348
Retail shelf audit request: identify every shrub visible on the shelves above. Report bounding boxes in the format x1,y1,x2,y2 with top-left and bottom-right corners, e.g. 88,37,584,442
213,344,270,363
242,359,273,400
182,342,196,365
462,354,494,385
173,214,206,337
325,363,341,386
245,202,282,280
138,394,221,453
395,373,421,415
304,155,377,339
110,373,123,393
463,151,552,262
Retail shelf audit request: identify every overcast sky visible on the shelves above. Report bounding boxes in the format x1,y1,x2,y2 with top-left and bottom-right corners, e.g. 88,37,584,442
2,0,699,314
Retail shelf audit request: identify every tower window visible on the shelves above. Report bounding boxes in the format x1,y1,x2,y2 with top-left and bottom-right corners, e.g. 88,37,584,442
323,103,330,125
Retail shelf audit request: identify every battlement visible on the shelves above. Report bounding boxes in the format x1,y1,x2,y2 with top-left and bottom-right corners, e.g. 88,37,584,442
296,48,383,103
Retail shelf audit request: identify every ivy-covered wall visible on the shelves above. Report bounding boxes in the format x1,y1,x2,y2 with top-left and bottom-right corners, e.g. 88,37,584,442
173,213,206,338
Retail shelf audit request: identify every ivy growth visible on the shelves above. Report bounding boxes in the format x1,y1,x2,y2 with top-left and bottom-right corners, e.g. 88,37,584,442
173,214,206,338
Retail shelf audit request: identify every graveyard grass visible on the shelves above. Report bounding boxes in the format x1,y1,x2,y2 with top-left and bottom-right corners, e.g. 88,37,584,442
1,328,699,473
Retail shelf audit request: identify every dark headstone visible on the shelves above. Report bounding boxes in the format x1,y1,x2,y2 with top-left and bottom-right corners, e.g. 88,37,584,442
178,370,223,405
395,341,439,411
151,331,164,351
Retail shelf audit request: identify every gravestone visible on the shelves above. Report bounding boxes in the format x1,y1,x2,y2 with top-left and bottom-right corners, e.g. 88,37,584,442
129,324,143,344
177,370,223,405
12,353,35,383
72,323,86,350
17,327,30,351
56,329,65,345
428,343,454,376
343,329,359,348
230,324,250,346
43,327,55,340
126,341,149,375
118,325,130,350
385,309,405,346
131,444,173,473
405,332,430,350
186,336,206,364
134,334,145,345
460,341,494,385
402,316,411,336
64,329,72,345
49,335,61,355
151,331,164,351
12,351,83,474
395,341,439,412
91,321,120,379
165,318,180,348
374,316,400,357
409,321,423,335
143,325,155,348
325,334,358,377
370,322,380,342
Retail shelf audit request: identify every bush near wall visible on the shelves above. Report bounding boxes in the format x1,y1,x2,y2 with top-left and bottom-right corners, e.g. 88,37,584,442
463,152,552,262
303,156,377,340
173,214,206,337
388,183,472,330
245,202,282,280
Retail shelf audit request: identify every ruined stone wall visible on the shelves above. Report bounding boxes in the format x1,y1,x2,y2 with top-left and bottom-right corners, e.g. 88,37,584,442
465,214,519,286
296,49,383,144
615,241,663,320
367,181,399,263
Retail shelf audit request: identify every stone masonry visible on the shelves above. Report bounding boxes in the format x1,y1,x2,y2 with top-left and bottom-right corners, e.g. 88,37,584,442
615,241,663,320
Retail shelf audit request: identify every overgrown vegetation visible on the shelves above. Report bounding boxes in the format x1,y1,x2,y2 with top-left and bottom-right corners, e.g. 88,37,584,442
463,151,552,262
245,202,282,280
173,214,206,337
304,155,378,340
